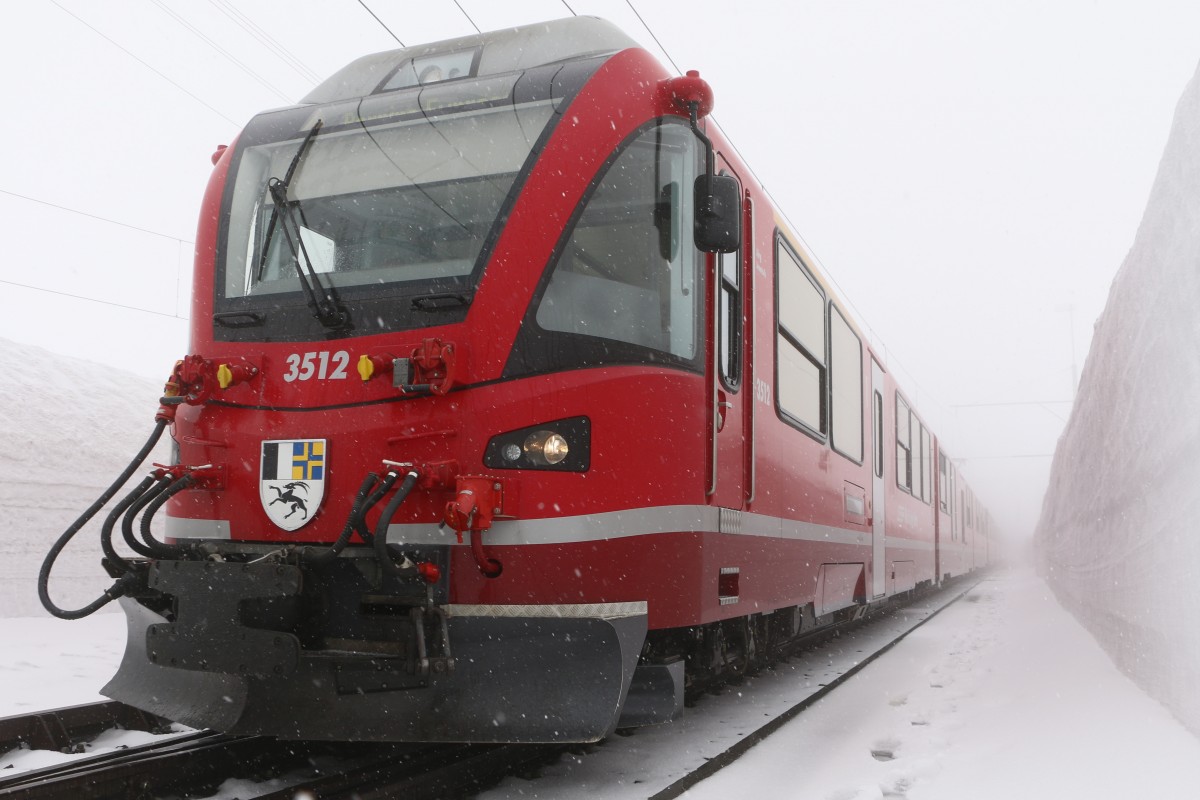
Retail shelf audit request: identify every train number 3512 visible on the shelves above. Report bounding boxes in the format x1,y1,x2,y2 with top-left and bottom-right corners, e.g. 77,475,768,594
282,351,351,382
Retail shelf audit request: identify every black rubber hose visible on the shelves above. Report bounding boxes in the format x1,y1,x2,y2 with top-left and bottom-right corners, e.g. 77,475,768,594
354,471,401,546
139,474,194,559
303,473,381,567
122,475,174,557
100,474,158,572
373,471,420,577
38,419,169,620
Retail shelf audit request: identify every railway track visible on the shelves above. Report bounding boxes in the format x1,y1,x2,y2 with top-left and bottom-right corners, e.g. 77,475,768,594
0,719,558,800
0,576,982,799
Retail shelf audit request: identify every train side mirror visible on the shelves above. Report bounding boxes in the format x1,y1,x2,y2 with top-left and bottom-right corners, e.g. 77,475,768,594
694,174,741,254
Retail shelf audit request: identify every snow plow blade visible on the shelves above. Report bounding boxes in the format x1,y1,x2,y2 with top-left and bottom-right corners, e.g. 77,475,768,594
104,592,648,743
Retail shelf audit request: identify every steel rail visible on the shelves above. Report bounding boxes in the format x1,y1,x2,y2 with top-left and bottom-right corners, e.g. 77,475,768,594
0,700,173,756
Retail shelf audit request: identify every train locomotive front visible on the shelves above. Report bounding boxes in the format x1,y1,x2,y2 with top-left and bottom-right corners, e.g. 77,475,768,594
96,18,741,743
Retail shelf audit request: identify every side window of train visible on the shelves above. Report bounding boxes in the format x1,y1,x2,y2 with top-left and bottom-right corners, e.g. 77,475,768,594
938,451,949,513
873,390,884,478
775,236,826,436
919,423,932,504
535,121,700,360
829,304,862,462
717,174,742,390
895,394,912,493
950,464,958,540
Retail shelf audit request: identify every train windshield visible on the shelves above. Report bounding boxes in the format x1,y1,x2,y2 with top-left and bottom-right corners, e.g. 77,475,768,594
218,98,555,328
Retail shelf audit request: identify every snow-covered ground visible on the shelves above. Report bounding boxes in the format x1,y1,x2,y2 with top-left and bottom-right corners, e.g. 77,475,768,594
4,569,1200,798
681,569,1200,800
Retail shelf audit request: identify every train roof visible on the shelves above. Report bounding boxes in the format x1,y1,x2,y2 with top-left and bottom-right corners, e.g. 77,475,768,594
302,16,639,105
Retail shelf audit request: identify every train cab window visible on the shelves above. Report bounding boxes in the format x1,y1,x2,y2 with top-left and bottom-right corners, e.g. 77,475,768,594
534,121,700,361
829,304,862,461
896,394,912,493
919,424,932,504
775,238,826,435
962,489,970,541
938,451,949,513
717,182,743,390
873,390,884,478
950,465,958,540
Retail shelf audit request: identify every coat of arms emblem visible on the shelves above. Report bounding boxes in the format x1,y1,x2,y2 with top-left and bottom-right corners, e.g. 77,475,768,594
260,439,327,531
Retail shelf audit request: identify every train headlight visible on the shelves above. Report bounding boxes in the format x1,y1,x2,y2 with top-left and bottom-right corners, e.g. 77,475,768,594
484,417,590,472
524,431,569,465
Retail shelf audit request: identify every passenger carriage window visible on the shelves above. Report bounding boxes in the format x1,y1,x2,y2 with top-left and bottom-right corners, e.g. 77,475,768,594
829,304,862,461
920,425,932,504
874,390,884,478
938,451,949,513
961,489,969,541
535,121,700,360
915,423,925,501
717,174,743,389
950,465,958,540
775,238,826,435
896,394,912,493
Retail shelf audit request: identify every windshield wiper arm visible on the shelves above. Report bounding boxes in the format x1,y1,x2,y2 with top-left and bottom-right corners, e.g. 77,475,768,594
267,179,350,330
254,120,351,330
256,120,323,282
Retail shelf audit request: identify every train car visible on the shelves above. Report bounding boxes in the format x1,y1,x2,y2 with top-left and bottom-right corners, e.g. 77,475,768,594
41,16,991,743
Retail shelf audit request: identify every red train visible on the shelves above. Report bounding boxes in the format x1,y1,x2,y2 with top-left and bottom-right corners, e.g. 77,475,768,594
43,16,990,742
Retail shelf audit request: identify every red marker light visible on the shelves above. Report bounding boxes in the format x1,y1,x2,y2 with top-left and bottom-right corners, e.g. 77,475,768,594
418,562,441,584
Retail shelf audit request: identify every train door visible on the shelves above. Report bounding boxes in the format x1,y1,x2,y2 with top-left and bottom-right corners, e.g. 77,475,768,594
707,163,749,510
870,360,887,598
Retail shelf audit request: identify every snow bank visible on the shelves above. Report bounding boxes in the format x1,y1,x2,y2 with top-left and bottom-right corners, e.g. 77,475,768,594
1035,58,1200,735
0,337,170,617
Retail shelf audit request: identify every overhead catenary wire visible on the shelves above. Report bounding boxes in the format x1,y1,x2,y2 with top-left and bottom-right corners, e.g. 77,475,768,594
208,0,322,84
46,0,241,126
0,188,191,320
150,0,292,103
452,0,482,33
624,0,683,77
0,188,192,244
0,278,189,321
356,0,405,46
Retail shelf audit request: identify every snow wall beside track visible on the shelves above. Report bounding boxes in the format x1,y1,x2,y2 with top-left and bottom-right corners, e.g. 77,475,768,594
1035,59,1200,736
0,338,168,617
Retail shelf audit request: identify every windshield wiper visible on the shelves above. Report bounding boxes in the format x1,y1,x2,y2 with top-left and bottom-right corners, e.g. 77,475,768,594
255,121,351,331
256,120,320,282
